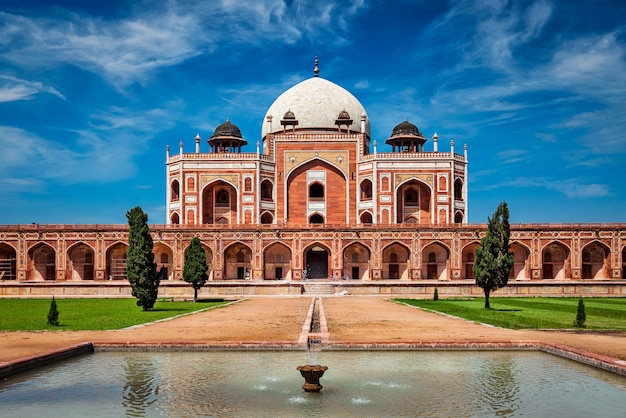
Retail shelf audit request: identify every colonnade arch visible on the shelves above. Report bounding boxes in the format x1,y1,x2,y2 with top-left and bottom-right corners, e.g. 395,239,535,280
28,243,56,281
510,242,530,280
154,243,174,281
106,243,128,280
581,241,609,279
462,242,480,280
0,243,17,281
542,241,570,280
67,243,95,281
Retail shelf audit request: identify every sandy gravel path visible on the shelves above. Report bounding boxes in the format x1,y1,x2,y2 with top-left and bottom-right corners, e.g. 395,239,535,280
1,296,624,365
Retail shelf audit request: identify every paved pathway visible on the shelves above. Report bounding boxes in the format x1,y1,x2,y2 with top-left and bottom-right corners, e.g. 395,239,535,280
1,297,625,366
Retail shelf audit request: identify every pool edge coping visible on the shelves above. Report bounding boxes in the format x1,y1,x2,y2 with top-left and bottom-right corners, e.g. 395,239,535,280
2,340,625,379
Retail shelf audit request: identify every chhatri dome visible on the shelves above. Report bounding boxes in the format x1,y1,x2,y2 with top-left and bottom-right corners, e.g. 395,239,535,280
262,57,370,139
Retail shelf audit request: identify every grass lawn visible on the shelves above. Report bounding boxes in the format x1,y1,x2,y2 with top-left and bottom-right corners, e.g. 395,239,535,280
395,297,626,330
0,298,230,331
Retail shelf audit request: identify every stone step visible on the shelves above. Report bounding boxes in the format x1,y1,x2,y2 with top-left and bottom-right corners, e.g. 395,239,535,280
302,283,335,295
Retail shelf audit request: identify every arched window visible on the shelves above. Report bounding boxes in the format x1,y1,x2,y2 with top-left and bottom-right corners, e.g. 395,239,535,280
360,212,373,224
309,183,324,200
309,214,324,224
171,180,180,201
360,179,372,200
216,190,229,206
244,177,252,192
405,189,417,203
428,252,437,263
439,176,446,191
260,212,273,224
454,179,463,200
171,213,180,224
261,180,273,200
187,177,195,192
381,176,389,192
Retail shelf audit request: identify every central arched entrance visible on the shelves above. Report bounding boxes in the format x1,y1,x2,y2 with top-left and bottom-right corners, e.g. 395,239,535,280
305,245,329,279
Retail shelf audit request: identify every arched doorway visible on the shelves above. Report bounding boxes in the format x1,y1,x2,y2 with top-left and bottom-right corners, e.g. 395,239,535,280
304,245,329,279
67,243,95,280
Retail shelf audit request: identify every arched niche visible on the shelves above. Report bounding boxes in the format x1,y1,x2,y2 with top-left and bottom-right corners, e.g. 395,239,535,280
422,242,450,281
382,242,410,280
264,242,292,280
342,242,371,280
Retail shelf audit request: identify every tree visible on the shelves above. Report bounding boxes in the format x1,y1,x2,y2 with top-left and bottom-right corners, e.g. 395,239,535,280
574,297,586,328
473,202,515,309
47,296,60,326
183,237,209,302
126,206,160,310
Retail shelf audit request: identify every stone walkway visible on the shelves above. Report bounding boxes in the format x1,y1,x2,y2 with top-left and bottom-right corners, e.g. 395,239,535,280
1,296,625,374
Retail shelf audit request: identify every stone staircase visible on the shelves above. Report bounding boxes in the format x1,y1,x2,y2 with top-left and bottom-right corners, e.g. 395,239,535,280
302,282,335,295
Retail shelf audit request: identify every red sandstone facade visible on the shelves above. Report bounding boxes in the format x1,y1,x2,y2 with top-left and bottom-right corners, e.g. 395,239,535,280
1,64,625,294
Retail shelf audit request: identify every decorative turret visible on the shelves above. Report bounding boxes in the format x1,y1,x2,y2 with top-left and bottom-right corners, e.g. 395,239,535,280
335,109,353,132
385,119,427,152
208,119,248,153
280,109,298,132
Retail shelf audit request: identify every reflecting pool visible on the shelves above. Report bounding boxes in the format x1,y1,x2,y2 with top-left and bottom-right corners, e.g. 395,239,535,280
1,351,625,417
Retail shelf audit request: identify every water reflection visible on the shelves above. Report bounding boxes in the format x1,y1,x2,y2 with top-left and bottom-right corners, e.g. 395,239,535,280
122,356,159,416
475,356,521,416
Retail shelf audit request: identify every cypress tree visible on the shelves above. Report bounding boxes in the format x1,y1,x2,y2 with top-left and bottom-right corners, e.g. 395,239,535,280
574,297,586,328
47,296,60,326
126,206,160,310
473,202,515,309
183,237,209,302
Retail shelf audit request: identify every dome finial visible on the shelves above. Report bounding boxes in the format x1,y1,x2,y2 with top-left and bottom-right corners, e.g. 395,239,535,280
314,56,319,77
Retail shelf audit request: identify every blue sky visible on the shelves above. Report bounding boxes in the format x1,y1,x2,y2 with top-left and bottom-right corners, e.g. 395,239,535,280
1,0,625,225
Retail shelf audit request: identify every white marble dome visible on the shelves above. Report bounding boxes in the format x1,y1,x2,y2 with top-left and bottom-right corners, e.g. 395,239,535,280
262,77,370,138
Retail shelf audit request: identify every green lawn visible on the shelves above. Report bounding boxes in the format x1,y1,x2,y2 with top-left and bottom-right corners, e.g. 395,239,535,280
0,298,230,331
394,297,626,330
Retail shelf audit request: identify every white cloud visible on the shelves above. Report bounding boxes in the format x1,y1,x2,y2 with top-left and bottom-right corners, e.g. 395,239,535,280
0,1,368,89
0,75,66,102
476,175,610,199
